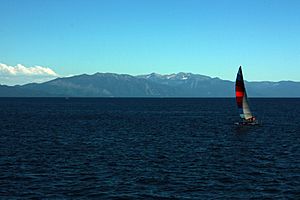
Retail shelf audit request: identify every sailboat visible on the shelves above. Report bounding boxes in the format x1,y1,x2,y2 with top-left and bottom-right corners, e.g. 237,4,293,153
235,66,258,125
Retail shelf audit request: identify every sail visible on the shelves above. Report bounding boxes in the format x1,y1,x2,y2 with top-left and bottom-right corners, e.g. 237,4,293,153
235,66,253,120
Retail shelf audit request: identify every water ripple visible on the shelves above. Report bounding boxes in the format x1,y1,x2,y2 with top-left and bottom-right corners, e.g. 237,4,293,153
0,98,299,199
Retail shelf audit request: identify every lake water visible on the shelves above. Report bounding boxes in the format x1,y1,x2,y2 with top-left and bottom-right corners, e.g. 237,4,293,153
0,98,299,199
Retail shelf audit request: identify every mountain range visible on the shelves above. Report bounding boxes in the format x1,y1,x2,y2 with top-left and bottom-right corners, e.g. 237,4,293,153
0,72,300,97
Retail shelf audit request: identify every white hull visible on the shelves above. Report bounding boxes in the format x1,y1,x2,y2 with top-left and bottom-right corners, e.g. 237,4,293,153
234,120,259,126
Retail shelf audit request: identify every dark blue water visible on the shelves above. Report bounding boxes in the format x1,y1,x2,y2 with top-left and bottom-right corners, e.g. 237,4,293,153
0,98,299,199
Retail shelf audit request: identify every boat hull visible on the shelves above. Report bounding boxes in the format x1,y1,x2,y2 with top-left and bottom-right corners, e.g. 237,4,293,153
234,121,259,126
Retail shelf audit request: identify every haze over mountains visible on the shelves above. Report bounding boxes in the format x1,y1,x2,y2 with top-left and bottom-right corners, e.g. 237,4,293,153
0,72,299,97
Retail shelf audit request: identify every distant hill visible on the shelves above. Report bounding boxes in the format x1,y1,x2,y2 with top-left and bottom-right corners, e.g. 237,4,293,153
0,72,300,97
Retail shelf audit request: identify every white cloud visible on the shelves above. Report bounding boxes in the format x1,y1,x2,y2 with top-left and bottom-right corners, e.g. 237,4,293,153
0,63,59,86
0,63,58,76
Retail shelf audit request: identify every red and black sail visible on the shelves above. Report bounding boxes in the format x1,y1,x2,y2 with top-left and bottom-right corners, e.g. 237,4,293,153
235,66,253,120
235,66,245,109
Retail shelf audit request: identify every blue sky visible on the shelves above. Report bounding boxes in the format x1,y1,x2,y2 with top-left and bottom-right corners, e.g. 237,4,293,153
1,0,300,84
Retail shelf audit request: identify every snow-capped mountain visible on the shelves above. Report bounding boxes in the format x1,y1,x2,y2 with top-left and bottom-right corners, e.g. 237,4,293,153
0,72,299,97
